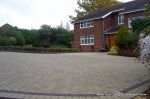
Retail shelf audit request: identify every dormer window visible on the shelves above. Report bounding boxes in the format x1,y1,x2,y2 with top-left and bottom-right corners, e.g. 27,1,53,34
118,15,124,25
80,21,93,29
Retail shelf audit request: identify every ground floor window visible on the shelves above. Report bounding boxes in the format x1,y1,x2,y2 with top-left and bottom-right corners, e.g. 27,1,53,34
80,35,94,45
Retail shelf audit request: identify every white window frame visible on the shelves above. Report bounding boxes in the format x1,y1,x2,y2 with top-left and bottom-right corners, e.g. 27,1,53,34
80,35,94,45
128,16,144,28
80,21,93,29
118,15,124,25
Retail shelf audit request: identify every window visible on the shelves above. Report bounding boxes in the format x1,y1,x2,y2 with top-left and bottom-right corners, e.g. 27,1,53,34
118,15,124,25
80,35,94,45
128,16,144,28
80,21,93,29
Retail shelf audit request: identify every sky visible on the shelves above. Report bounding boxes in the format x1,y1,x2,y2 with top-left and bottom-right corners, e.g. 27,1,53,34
0,0,133,30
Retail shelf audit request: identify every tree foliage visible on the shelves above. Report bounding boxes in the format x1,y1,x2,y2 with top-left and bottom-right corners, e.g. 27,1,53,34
0,36,16,46
70,0,120,20
0,24,73,48
132,17,150,34
11,28,25,46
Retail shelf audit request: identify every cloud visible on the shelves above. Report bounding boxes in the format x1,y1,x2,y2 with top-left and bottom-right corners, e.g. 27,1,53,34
0,0,77,29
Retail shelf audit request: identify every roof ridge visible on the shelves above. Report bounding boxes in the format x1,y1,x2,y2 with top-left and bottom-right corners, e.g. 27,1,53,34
73,0,149,23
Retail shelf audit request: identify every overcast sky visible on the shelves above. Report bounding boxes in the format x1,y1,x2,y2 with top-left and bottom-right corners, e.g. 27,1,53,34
0,0,133,30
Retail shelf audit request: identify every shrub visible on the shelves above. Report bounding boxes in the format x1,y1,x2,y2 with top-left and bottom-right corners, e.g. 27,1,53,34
132,17,150,33
23,44,33,48
54,31,73,47
108,45,119,55
0,36,17,46
123,30,137,48
0,46,79,53
11,30,25,46
115,26,128,47
50,44,68,48
7,37,17,46
115,26,136,48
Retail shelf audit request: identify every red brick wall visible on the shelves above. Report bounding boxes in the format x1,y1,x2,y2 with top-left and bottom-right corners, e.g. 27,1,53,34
72,19,103,52
104,13,118,30
124,11,150,28
72,11,150,52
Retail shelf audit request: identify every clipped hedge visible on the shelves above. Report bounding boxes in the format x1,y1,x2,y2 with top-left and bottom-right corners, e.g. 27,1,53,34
0,46,79,53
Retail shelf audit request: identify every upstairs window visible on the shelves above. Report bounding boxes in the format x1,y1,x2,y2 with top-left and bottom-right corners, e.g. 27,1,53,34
80,35,94,45
128,16,144,28
118,15,124,25
80,21,93,29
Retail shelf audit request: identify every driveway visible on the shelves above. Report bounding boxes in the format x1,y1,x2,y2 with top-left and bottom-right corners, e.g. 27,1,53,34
0,52,149,94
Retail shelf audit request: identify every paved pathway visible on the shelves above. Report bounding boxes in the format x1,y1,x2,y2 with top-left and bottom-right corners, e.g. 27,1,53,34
0,52,149,98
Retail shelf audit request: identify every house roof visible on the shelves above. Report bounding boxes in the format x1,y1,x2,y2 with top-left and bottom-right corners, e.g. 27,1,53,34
73,0,150,23
104,25,122,35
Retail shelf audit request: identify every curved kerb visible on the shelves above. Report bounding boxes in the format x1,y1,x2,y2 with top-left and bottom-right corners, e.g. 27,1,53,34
0,79,149,97
0,89,98,97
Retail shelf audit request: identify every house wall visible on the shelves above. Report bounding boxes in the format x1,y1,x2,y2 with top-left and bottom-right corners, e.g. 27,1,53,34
72,11,150,52
123,11,150,28
105,11,150,49
103,13,118,30
72,19,103,52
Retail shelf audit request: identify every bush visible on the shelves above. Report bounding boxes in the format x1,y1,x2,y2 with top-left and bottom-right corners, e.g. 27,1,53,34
54,31,73,47
50,44,68,48
115,26,136,48
108,45,119,55
23,44,33,48
0,46,79,53
0,36,17,46
123,30,137,48
11,30,25,46
132,17,150,33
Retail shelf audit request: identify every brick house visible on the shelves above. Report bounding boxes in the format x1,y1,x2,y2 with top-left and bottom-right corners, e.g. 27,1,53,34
72,0,150,52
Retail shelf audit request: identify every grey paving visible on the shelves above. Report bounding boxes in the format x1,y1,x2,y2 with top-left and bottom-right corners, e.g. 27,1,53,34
0,52,149,99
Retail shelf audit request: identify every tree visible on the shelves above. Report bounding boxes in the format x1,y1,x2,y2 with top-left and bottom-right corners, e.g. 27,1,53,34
11,28,25,46
38,28,52,47
55,31,73,47
59,21,64,29
0,36,16,46
69,0,120,20
40,24,51,30
65,22,70,31
132,17,150,34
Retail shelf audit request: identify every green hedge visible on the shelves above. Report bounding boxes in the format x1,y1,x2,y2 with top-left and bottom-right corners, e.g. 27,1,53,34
0,46,79,53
